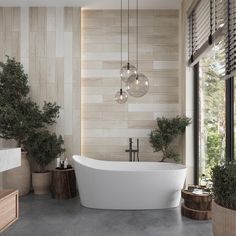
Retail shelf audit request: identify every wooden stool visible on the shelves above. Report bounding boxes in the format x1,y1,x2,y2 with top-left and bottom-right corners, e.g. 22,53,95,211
51,168,77,200
181,190,212,220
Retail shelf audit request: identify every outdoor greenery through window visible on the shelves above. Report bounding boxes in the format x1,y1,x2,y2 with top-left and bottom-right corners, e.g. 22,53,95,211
199,42,226,180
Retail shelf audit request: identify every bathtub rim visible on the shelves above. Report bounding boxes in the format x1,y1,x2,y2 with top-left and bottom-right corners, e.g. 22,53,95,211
72,155,187,172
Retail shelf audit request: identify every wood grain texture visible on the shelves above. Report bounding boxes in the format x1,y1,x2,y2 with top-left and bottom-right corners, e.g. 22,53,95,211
0,7,21,61
181,204,211,220
181,190,212,220
0,8,179,164
182,190,212,211
51,169,77,199
82,10,179,162
212,200,236,236
0,189,19,233
0,7,81,163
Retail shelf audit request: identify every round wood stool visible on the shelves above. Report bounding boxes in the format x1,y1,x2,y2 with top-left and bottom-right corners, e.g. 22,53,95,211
51,168,77,200
181,190,212,220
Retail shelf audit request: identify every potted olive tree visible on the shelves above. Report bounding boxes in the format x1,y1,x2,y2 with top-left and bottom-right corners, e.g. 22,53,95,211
24,130,65,194
0,56,60,195
149,116,191,162
211,163,236,236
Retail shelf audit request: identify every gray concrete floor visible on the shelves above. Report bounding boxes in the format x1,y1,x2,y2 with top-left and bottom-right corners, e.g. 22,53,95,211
2,194,213,236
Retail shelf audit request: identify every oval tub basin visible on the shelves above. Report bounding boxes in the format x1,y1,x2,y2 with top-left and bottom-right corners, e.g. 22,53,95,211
73,155,187,210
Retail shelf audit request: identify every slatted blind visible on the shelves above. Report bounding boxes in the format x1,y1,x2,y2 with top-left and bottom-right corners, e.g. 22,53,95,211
213,0,226,79
225,0,236,79
195,0,211,50
187,0,210,62
214,0,225,32
187,0,225,64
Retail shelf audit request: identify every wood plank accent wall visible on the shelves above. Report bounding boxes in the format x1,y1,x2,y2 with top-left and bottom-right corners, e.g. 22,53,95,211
0,7,81,161
82,10,179,161
0,8,179,163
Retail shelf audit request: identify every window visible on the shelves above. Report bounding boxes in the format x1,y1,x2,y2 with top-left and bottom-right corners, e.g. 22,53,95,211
198,44,226,180
188,0,236,184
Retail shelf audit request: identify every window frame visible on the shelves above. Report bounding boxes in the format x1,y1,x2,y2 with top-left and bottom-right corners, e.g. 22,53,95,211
193,63,199,185
225,78,234,163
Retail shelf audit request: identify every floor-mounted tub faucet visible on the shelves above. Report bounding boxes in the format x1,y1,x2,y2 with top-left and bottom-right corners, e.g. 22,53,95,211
125,138,139,162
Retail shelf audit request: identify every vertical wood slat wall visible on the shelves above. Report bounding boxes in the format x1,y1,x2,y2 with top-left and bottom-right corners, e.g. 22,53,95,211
0,7,81,160
82,10,179,161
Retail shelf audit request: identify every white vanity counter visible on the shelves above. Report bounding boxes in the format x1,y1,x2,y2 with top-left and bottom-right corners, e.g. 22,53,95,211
0,148,21,172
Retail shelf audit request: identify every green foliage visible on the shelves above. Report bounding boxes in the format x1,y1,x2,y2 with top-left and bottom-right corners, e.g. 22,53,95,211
212,163,236,210
0,56,60,147
42,102,60,125
199,42,225,179
24,131,65,173
0,56,29,102
205,131,225,176
149,116,191,162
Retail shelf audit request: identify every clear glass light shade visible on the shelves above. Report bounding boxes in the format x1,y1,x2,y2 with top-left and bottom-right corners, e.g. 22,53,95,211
120,62,137,83
115,89,128,104
126,73,149,97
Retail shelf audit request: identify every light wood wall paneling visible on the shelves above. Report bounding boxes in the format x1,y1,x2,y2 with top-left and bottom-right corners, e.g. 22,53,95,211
82,9,179,162
0,7,81,164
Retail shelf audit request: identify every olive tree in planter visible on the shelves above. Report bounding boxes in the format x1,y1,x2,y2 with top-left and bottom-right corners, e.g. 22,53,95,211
0,56,60,195
149,116,191,162
24,130,65,194
211,163,236,236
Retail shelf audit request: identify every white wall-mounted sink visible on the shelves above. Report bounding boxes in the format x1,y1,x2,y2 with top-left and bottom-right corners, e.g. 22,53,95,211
0,148,21,172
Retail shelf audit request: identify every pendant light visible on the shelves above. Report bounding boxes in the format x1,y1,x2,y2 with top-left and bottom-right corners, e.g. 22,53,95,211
115,88,128,104
115,0,128,104
126,0,149,97
120,0,137,83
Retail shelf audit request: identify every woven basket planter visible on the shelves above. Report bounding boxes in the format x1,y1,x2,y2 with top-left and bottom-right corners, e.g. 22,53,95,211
212,200,236,236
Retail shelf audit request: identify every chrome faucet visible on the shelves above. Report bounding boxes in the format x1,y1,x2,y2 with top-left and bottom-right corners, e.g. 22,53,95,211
125,138,139,162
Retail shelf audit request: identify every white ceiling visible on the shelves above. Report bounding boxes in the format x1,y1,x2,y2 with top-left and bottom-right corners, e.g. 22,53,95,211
0,0,180,9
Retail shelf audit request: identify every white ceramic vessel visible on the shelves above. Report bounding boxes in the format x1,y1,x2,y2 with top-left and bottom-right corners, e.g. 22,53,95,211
73,155,187,210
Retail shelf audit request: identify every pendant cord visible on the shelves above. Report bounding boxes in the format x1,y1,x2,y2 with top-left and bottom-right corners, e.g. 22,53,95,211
136,0,138,71
120,0,123,89
128,0,130,63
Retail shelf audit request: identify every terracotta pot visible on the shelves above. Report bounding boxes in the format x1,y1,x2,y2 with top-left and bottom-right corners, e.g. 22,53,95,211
3,151,31,196
32,172,52,195
212,200,236,236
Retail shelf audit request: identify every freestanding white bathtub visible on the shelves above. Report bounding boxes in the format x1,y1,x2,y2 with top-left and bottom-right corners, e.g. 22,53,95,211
73,155,187,210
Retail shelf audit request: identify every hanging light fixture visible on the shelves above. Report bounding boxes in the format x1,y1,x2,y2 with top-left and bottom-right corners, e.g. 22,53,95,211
115,88,128,104
126,0,149,97
126,73,149,97
120,0,137,83
115,0,128,104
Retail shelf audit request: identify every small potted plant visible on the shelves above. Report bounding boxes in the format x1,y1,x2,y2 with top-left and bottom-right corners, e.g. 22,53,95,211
211,163,236,236
24,130,65,195
149,116,191,162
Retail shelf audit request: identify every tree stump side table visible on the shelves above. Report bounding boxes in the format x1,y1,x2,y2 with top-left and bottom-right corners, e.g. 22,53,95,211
181,190,212,220
51,168,77,200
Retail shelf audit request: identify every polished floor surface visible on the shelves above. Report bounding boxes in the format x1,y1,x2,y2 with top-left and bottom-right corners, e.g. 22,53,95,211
2,194,213,236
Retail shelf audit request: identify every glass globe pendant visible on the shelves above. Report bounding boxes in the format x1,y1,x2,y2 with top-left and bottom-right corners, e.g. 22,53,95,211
126,73,149,97
120,62,137,83
115,88,128,104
